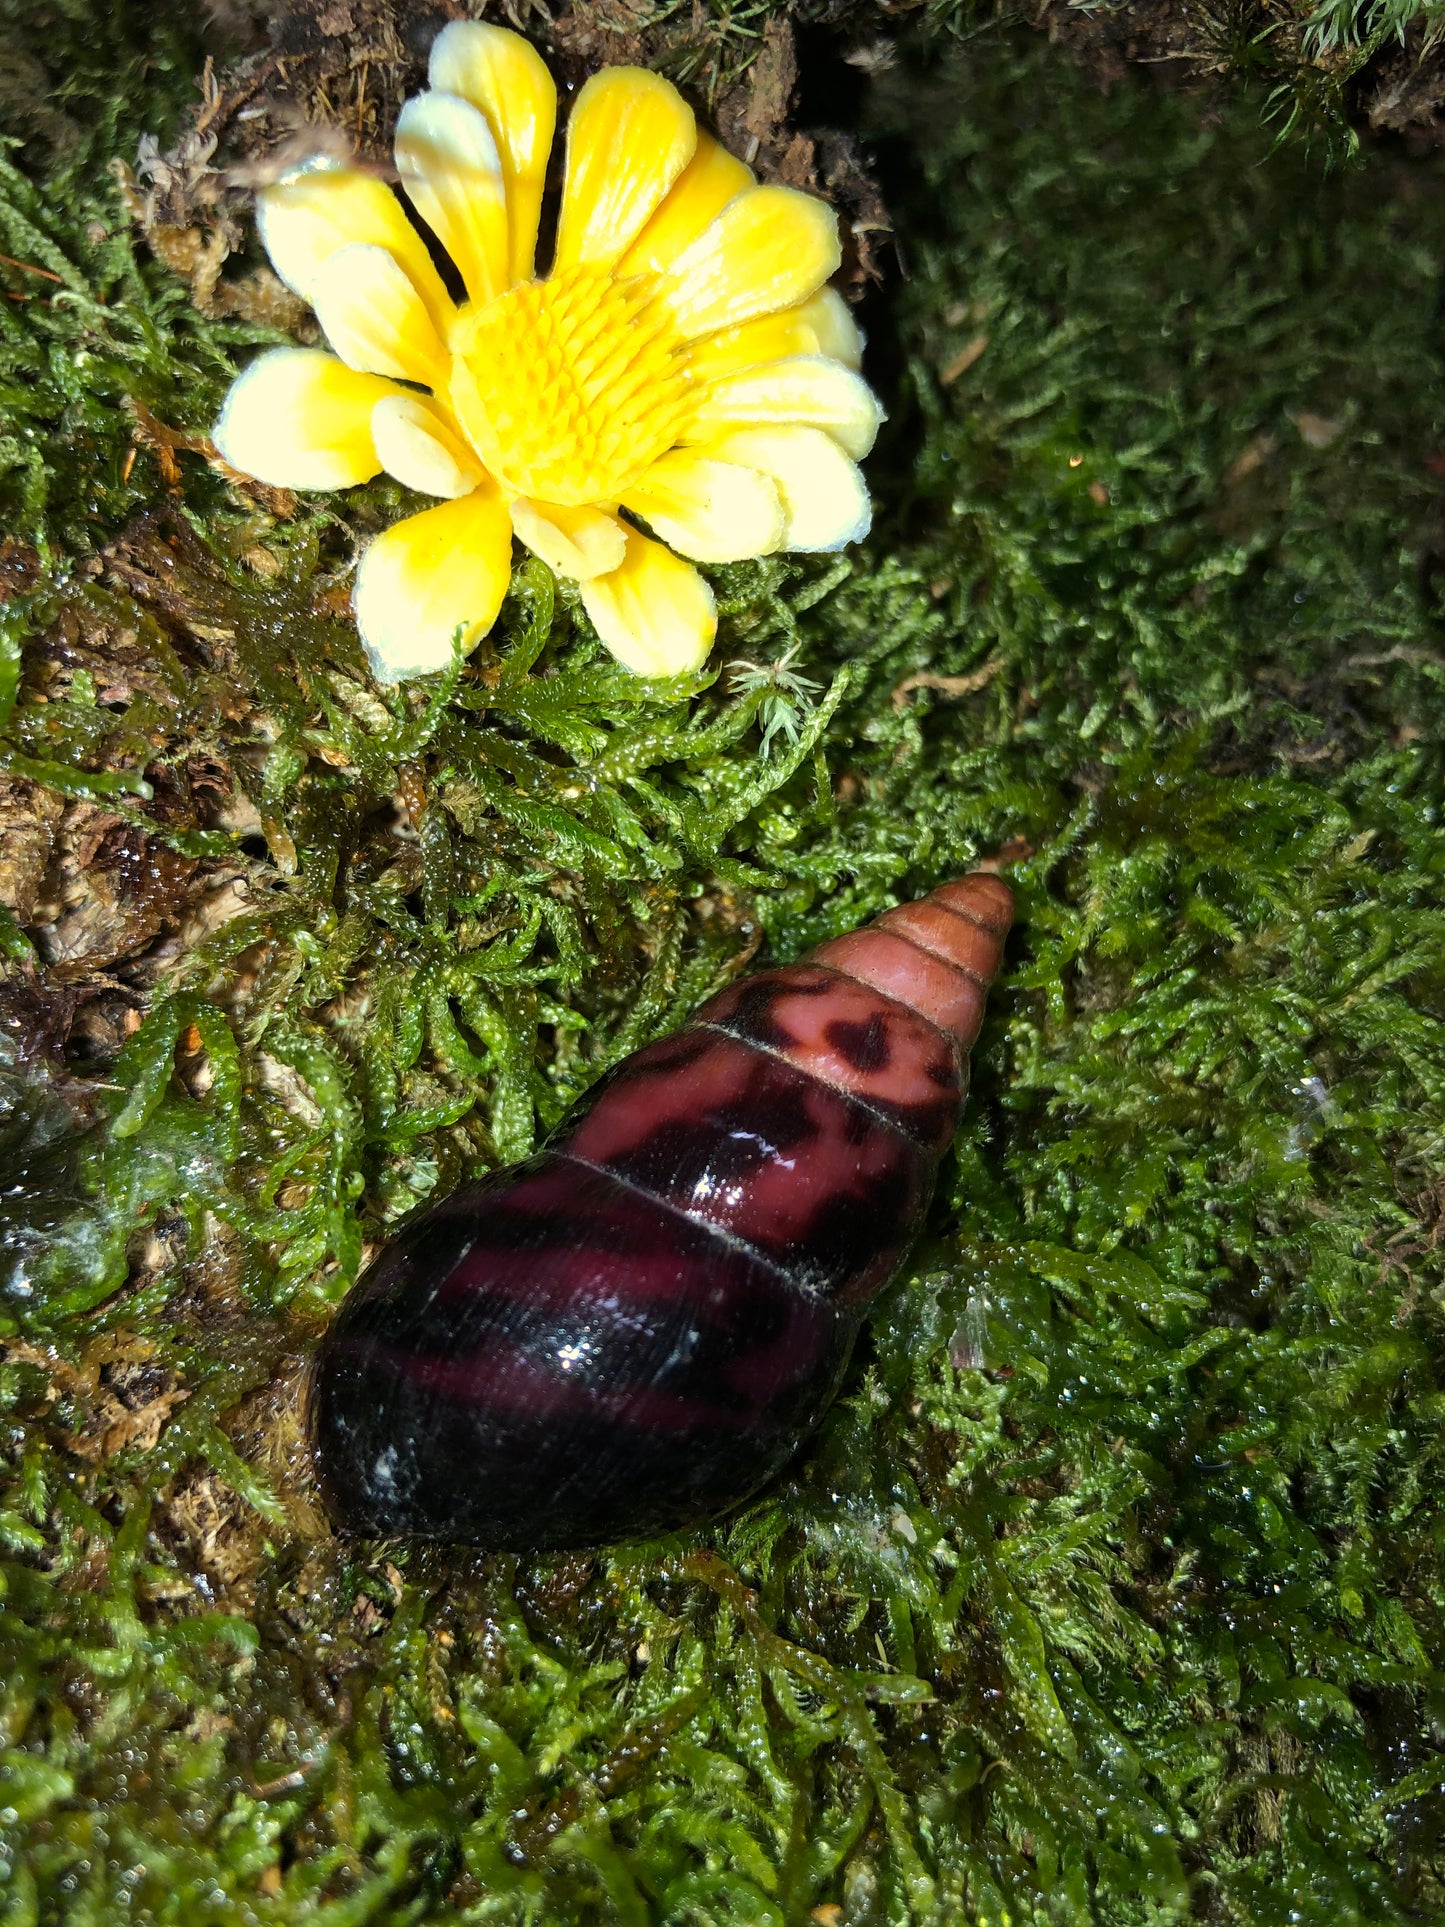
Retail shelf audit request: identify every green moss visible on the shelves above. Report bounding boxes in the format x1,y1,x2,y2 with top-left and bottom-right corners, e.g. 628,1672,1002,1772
2,15,1445,1927
0,0,275,552
929,0,1445,158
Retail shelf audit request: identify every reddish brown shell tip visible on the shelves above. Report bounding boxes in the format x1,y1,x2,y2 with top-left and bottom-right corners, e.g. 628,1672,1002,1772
930,873,1016,934
808,871,1014,1051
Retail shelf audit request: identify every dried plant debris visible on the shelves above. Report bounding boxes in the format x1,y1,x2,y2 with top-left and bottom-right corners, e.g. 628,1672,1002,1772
125,0,893,302
4,3,1445,1924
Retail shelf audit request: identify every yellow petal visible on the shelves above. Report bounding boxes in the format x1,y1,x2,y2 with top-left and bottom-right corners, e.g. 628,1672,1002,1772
685,287,863,383
703,426,870,551
395,91,509,308
622,449,783,563
354,484,514,682
554,68,696,274
257,162,452,336
656,185,841,341
372,394,485,499
428,21,556,285
684,355,884,459
214,348,395,490
797,288,864,369
309,243,450,387
618,133,753,280
510,500,628,582
579,528,716,676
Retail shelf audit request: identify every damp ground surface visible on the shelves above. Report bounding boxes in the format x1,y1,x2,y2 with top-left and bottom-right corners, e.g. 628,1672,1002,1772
2,6,1445,1924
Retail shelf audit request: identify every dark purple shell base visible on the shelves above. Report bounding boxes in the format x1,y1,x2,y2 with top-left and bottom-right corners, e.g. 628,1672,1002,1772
312,1154,859,1548
312,875,1013,1550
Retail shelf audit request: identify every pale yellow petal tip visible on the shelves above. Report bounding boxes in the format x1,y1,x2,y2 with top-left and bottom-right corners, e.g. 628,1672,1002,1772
272,152,348,187
215,347,393,491
354,489,514,683
256,168,453,337
512,499,628,581
427,21,556,285
623,450,783,564
310,242,449,387
661,185,843,340
687,355,885,461
371,394,483,499
803,287,865,370
706,426,872,552
395,90,508,307
428,19,556,148
580,529,716,677
555,65,697,273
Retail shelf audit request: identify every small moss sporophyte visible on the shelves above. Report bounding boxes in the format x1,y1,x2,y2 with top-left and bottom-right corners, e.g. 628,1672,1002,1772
213,23,881,681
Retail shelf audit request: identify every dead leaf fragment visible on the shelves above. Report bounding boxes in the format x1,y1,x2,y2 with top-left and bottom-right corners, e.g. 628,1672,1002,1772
0,778,65,923
1290,410,1343,449
893,658,1006,710
126,398,296,518
99,1384,192,1458
1223,434,1278,485
939,334,989,385
741,20,799,154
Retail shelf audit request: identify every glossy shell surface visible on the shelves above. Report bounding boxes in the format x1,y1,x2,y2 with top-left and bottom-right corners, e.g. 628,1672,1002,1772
312,873,1013,1548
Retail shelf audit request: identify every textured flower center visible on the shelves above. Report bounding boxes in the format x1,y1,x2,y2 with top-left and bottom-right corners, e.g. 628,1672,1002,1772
448,266,693,508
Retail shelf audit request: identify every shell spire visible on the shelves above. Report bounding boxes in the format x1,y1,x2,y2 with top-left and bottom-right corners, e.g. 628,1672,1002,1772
812,872,1015,1050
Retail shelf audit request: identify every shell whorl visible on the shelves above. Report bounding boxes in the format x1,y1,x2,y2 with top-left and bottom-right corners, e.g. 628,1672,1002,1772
809,872,1014,1053
542,870,1015,1306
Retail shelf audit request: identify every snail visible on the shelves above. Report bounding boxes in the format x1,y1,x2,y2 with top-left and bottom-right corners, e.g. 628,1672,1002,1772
312,872,1013,1549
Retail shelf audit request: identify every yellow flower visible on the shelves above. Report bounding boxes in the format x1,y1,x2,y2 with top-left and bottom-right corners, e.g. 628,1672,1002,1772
214,23,881,681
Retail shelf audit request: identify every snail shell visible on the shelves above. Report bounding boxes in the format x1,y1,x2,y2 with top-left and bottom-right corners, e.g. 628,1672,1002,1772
312,873,1013,1549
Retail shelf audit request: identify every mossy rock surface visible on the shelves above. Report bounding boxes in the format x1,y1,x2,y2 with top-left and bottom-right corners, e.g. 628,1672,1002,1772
2,4,1445,1923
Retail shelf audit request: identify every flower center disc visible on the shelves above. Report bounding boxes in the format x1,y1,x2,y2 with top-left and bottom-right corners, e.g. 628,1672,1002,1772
449,267,692,508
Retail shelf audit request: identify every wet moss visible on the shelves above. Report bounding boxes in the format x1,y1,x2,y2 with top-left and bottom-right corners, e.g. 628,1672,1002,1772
1,9,1444,1926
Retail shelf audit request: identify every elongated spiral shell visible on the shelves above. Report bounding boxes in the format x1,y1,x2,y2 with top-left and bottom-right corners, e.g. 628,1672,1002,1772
312,873,1013,1548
